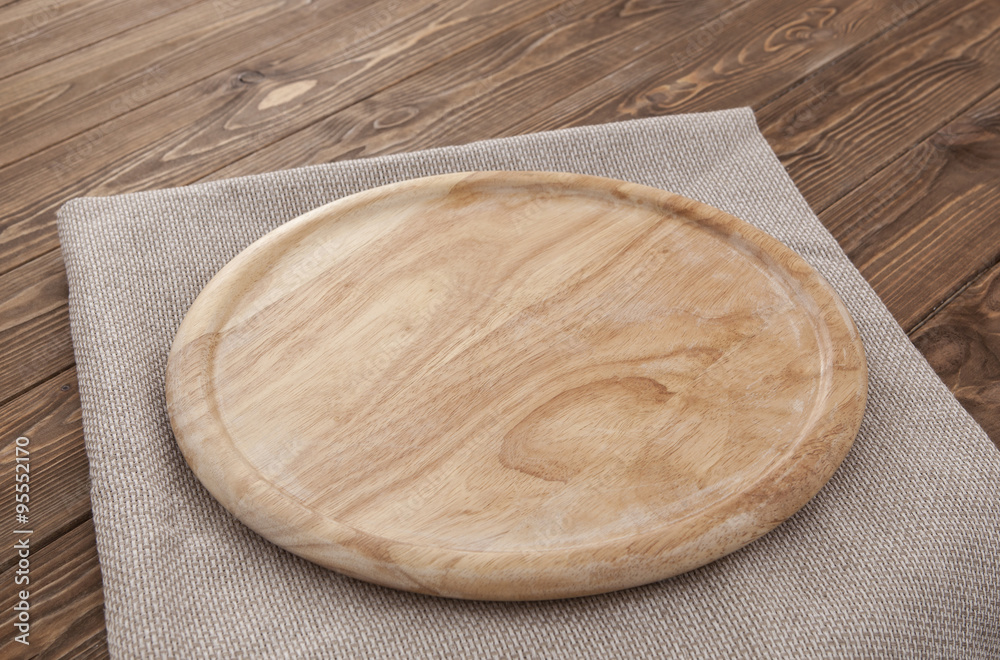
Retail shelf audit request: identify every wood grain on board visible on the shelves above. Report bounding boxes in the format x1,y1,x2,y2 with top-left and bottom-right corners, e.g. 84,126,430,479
462,0,940,141
820,87,1000,331
758,0,1000,212
209,0,757,176
0,0,201,81
0,0,441,168
2,0,998,655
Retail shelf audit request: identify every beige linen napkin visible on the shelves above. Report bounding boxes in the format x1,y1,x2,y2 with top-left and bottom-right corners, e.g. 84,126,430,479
57,107,999,659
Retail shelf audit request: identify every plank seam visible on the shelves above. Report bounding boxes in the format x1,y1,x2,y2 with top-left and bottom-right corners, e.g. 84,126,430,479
0,358,74,416
908,255,1000,335
0,510,93,576
0,0,204,84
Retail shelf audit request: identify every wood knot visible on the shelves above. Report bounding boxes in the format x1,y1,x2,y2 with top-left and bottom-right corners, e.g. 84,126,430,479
913,326,969,376
373,106,419,129
237,70,265,85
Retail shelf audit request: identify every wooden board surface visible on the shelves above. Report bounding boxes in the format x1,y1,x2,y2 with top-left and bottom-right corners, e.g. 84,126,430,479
165,172,867,600
2,0,997,653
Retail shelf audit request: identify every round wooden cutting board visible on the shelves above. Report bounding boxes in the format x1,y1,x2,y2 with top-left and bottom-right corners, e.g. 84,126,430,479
165,171,867,601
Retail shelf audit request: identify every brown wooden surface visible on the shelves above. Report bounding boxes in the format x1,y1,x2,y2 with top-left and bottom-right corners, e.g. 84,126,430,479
1,0,997,655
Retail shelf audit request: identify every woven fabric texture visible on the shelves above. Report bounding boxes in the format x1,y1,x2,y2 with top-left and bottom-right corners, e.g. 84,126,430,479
57,108,1000,659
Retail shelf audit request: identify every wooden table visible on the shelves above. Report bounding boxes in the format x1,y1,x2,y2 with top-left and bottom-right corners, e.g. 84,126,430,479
1,0,997,656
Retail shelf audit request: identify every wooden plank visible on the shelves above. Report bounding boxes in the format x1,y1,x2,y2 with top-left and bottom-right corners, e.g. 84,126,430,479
0,250,73,404
757,0,1000,212
0,0,432,168
910,264,1000,449
0,368,90,572
501,0,936,134
206,0,759,178
0,0,200,81
204,0,946,181
0,0,682,274
0,518,105,659
819,87,1000,330
496,0,1000,227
